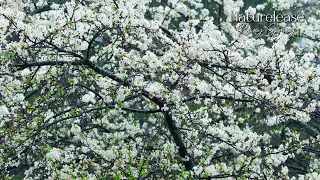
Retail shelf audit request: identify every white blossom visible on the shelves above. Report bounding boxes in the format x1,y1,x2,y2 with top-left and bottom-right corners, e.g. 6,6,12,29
70,124,81,135
46,148,62,161
81,92,96,103
0,106,9,118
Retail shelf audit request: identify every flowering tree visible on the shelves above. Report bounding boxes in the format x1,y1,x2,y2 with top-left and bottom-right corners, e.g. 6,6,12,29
0,0,319,179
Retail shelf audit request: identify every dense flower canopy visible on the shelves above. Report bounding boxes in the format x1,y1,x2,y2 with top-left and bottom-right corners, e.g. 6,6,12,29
0,0,319,179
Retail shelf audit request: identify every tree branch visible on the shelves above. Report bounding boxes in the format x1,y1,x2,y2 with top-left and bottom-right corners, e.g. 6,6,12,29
164,112,194,170
14,60,86,70
180,95,254,104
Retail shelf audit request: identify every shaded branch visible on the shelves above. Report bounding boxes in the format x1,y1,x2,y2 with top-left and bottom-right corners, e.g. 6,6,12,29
181,95,254,104
14,60,86,71
31,5,51,15
292,120,320,137
164,112,194,170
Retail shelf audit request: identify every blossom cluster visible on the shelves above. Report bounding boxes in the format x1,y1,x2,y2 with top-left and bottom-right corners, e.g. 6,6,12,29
0,0,319,179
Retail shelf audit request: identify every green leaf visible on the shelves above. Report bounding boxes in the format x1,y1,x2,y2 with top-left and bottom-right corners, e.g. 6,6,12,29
117,101,124,107
248,67,255,74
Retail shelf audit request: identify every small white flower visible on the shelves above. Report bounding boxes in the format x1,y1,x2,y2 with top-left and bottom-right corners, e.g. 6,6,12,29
70,124,81,135
281,166,289,175
50,3,60,10
82,94,91,103
266,116,281,126
194,149,203,157
46,148,61,161
59,172,72,180
20,69,31,76
0,106,9,118
13,93,25,102
176,3,188,16
81,92,96,103
256,4,265,10
193,166,203,176
161,105,169,111
103,149,117,160
90,56,98,63
204,165,216,174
